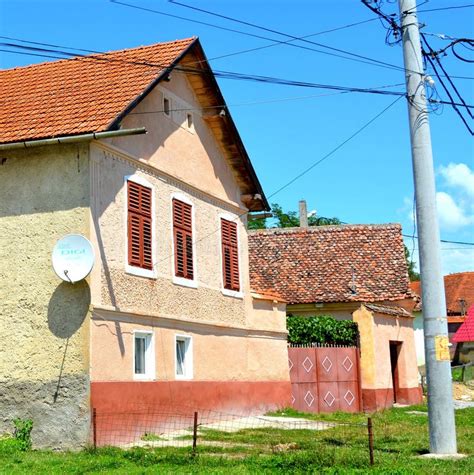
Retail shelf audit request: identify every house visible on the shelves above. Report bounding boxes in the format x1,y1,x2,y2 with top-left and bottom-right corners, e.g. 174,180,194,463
410,272,474,366
248,213,422,411
452,304,474,364
0,38,291,448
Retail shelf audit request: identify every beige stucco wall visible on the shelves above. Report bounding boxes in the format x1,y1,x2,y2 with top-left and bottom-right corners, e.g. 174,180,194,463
372,312,419,389
353,306,377,388
0,144,91,448
353,306,419,390
106,72,243,208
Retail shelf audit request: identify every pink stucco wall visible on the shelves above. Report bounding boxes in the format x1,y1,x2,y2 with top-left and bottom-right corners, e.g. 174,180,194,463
87,64,289,390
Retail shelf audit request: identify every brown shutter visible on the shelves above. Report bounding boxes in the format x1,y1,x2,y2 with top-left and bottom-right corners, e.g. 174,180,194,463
221,218,240,291
173,199,193,279
127,181,153,270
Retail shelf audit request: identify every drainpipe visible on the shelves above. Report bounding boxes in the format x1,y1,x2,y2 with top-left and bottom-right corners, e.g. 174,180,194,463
299,200,308,228
0,127,147,151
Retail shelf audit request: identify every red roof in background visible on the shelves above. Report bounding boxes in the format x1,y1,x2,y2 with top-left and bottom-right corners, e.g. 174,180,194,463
410,272,474,315
0,38,195,144
249,224,413,305
453,305,474,342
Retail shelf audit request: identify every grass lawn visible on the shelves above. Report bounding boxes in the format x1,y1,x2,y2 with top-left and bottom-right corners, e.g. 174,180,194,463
0,404,472,474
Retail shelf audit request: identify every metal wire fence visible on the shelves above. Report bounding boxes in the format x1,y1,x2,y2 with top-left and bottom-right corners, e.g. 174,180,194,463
92,404,376,464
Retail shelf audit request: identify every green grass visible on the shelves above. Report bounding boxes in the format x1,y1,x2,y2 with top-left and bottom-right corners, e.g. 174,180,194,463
140,433,164,442
0,405,473,474
452,365,473,382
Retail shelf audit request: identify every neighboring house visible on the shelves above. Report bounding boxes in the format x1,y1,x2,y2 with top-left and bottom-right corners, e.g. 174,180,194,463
452,305,474,364
248,218,421,411
0,38,291,448
410,272,474,366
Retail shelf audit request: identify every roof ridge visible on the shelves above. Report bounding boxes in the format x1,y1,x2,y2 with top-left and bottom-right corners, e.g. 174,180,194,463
248,223,402,234
1,37,197,73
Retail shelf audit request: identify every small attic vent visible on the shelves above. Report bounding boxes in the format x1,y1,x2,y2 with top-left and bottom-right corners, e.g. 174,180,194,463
163,97,170,116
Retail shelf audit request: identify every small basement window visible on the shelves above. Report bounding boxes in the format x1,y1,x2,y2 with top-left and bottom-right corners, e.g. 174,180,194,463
134,331,154,379
175,335,193,379
163,97,170,116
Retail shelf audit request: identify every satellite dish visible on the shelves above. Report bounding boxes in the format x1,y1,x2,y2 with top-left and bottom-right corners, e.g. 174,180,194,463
52,234,95,283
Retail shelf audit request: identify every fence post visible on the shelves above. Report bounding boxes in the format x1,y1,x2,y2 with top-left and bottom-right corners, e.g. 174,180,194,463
192,411,198,456
92,408,97,449
367,417,374,465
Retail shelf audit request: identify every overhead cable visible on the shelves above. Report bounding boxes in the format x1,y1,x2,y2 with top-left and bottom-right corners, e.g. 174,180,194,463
0,41,406,97
151,95,405,268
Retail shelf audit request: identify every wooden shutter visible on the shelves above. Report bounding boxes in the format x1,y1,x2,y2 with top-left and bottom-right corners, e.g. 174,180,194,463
221,218,240,291
127,180,153,270
173,199,193,279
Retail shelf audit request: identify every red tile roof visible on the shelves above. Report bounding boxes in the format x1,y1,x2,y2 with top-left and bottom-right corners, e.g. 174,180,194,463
410,272,474,315
363,303,412,318
0,38,196,144
249,224,413,305
453,305,474,342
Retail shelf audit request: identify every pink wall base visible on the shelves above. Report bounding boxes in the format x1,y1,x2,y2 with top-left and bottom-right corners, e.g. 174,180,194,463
362,386,422,412
91,381,291,446
91,380,291,414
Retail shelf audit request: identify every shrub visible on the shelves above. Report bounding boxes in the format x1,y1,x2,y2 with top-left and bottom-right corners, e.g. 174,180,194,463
287,315,358,346
13,418,33,451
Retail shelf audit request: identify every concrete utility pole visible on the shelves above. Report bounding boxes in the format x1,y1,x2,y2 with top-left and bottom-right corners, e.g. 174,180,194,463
398,0,457,454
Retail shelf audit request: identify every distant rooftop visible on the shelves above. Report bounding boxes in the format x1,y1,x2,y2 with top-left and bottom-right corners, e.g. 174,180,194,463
410,272,474,315
249,224,413,305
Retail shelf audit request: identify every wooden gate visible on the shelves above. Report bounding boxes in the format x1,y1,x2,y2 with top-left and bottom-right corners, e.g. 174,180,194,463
288,345,362,413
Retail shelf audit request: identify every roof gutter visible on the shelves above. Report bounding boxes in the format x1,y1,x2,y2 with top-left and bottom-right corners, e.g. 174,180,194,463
0,127,147,151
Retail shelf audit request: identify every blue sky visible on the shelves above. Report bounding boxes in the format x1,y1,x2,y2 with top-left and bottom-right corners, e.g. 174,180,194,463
1,0,473,275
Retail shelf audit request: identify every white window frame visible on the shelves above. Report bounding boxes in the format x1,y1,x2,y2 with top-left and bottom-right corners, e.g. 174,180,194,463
124,174,157,279
170,192,198,289
175,334,193,380
133,330,155,380
219,213,243,299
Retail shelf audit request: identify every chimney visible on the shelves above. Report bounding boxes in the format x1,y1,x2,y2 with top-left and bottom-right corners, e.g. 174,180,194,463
299,200,308,228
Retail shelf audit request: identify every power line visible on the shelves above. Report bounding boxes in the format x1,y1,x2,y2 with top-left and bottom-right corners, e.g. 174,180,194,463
429,99,474,108
422,35,474,118
1,41,407,97
110,0,398,71
5,40,471,113
402,234,474,246
421,36,474,134
128,84,406,116
417,4,474,13
208,18,381,62
360,1,474,80
267,95,403,198
167,0,415,74
151,95,404,268
113,0,430,75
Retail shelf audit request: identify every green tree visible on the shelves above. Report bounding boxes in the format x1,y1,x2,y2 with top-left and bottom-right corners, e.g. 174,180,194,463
405,245,420,282
248,202,341,230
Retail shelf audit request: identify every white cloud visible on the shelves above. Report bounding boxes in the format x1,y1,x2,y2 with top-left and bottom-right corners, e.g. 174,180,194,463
436,192,472,230
439,162,474,197
440,248,474,275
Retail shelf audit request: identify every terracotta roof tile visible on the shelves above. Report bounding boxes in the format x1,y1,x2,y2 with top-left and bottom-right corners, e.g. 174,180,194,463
453,305,474,343
410,272,474,315
249,224,412,305
363,303,412,318
0,38,195,144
